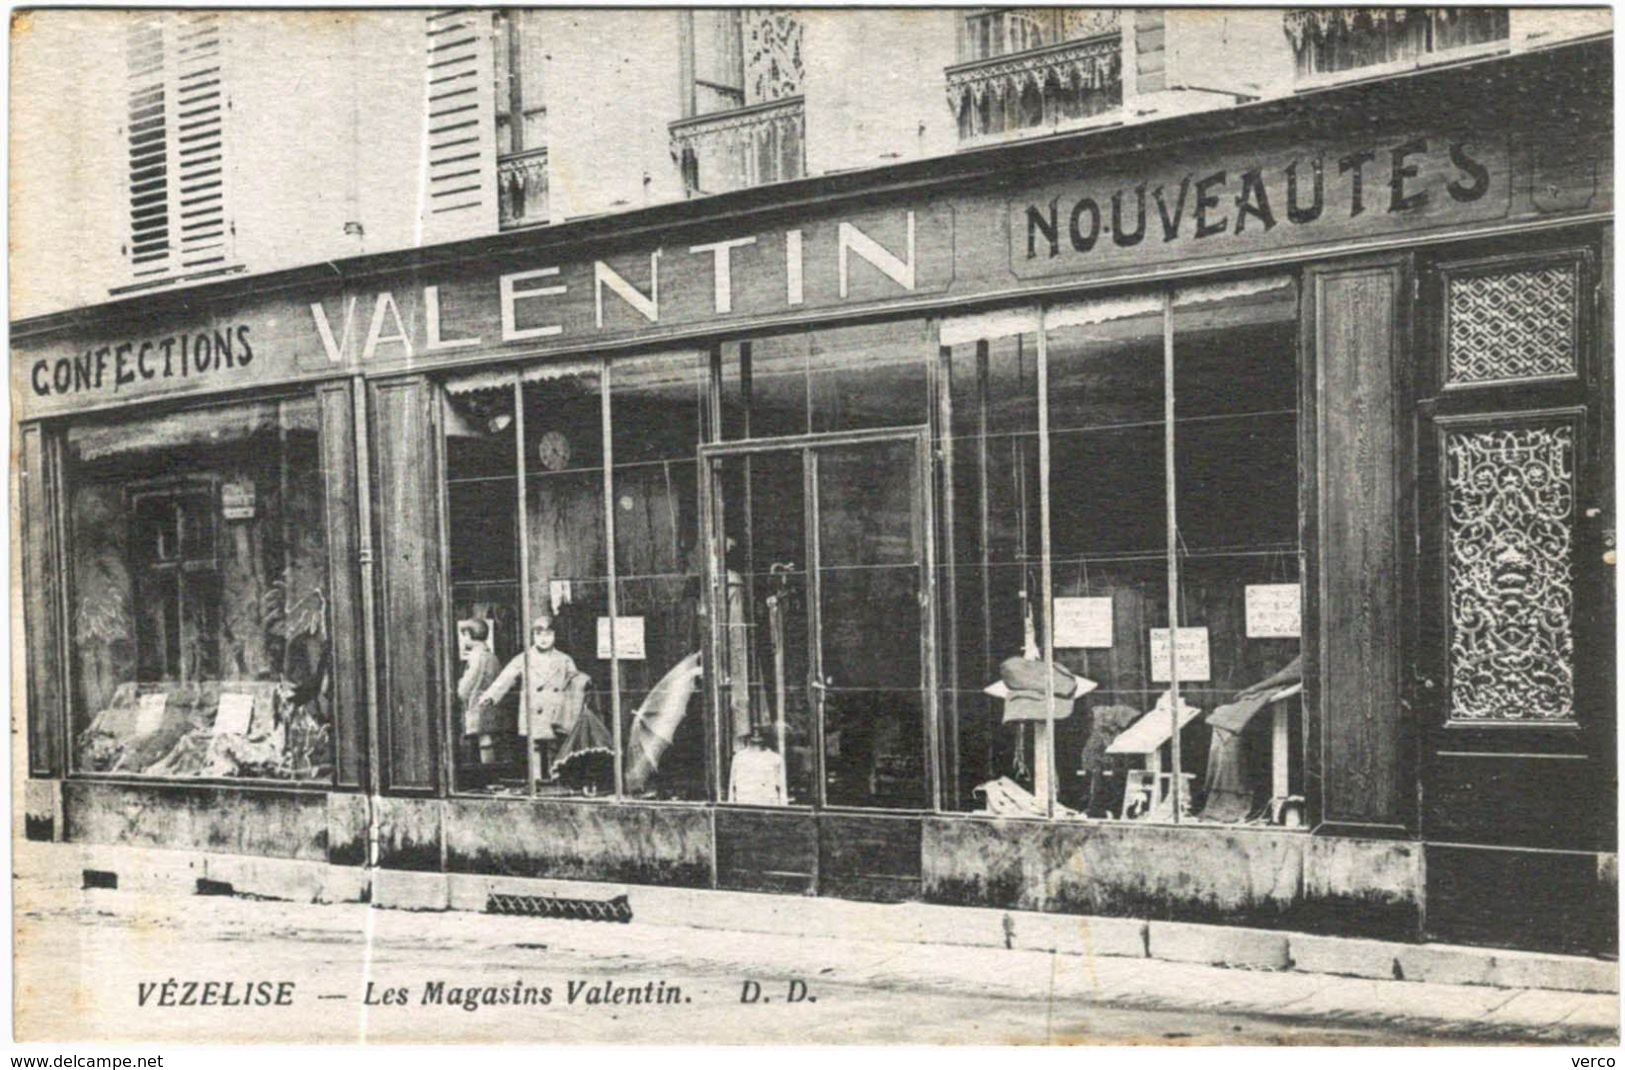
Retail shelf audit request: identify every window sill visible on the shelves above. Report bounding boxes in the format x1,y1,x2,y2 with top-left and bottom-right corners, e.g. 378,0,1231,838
1294,39,1512,92
109,263,247,299
955,108,1125,152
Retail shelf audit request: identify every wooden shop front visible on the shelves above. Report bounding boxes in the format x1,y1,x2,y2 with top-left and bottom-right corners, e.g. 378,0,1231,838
15,40,1614,955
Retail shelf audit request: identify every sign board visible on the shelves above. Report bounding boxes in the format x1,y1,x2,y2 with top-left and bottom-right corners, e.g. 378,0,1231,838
134,693,168,736
1150,627,1211,683
597,616,646,661
221,480,256,520
1010,133,1512,280
1053,596,1114,648
213,692,256,736
1245,584,1302,638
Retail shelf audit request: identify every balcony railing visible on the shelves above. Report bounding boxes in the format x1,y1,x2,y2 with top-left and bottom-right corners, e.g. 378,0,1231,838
947,20,1122,141
498,147,549,230
670,96,805,198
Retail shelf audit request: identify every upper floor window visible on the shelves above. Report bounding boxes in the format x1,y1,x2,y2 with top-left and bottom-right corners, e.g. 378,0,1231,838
493,10,548,229
1285,8,1509,80
947,8,1123,141
671,9,806,197
120,12,234,289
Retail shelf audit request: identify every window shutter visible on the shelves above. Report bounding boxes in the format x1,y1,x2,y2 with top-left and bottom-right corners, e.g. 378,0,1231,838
172,13,229,272
420,9,498,243
123,12,234,284
125,17,171,280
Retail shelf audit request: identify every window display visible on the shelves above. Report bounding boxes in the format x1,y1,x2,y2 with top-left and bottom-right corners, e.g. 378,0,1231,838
945,274,1304,825
66,396,333,782
444,355,711,800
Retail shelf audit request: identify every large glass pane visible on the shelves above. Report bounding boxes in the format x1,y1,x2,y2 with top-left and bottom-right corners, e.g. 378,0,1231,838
942,327,1042,810
66,396,333,782
1172,277,1303,826
807,320,931,434
722,320,932,439
714,449,814,805
613,352,708,801
1044,295,1171,820
817,439,927,809
518,365,612,796
444,379,521,791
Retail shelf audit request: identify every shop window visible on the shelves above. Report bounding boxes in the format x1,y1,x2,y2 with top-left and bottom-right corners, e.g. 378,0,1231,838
940,322,1043,809
444,356,711,801
1284,9,1509,80
712,318,935,809
493,9,549,228
947,8,1122,141
944,275,1304,826
671,9,805,197
720,320,933,440
66,397,332,782
121,12,234,287
612,353,710,801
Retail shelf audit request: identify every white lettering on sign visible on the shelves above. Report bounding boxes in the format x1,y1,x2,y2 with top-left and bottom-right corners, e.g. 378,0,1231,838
594,254,660,327
362,291,413,361
1245,583,1302,638
424,285,480,351
838,212,916,297
1150,627,1211,682
294,210,937,366
500,267,566,342
1053,596,1114,648
310,296,360,364
689,236,757,314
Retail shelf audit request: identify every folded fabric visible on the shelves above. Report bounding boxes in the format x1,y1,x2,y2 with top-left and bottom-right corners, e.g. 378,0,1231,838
1105,691,1203,754
1208,681,1302,734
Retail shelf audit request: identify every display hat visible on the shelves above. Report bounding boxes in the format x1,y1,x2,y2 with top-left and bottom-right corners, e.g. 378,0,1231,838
988,656,1097,723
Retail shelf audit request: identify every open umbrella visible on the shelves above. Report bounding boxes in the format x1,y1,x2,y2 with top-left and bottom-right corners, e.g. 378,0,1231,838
624,652,703,792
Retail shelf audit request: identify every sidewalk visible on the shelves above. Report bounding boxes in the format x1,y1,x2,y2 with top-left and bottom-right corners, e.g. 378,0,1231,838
15,840,1620,1044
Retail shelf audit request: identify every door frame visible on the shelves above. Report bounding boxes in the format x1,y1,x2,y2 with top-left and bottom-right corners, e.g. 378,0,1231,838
698,425,940,811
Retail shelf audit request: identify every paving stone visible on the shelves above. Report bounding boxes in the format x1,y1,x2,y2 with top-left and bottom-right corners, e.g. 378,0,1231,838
1147,920,1290,969
1394,943,1497,986
371,868,448,911
1289,932,1400,980
1484,947,1619,994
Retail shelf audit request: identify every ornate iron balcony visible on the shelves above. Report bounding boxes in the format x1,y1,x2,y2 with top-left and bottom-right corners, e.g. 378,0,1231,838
947,26,1122,140
670,96,805,198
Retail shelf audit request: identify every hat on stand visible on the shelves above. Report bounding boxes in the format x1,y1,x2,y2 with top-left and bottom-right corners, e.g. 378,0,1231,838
985,656,1098,723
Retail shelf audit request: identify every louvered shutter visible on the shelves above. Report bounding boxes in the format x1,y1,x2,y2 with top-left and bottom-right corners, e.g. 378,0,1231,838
419,9,497,243
123,12,234,283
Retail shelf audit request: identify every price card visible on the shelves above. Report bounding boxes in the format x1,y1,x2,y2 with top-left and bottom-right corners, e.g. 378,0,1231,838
1150,627,1211,682
1053,597,1114,648
134,692,168,735
597,616,646,660
213,692,256,736
1245,584,1301,638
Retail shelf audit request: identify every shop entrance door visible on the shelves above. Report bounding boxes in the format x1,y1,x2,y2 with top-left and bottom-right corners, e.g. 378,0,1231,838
1415,244,1615,954
703,429,937,811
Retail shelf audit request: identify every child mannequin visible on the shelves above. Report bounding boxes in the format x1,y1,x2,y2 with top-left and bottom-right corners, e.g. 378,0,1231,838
456,619,501,766
476,615,587,783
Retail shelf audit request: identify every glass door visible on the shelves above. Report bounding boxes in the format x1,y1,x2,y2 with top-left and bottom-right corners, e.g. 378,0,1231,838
705,430,935,809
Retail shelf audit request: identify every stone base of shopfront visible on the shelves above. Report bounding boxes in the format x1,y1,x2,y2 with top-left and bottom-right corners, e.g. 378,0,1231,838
31,778,1613,968
19,829,1618,996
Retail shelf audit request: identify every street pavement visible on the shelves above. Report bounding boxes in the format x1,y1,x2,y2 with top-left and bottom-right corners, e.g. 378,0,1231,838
11,870,1620,1045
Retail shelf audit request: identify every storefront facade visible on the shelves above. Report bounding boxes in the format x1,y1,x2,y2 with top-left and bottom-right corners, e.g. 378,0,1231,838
15,42,1615,956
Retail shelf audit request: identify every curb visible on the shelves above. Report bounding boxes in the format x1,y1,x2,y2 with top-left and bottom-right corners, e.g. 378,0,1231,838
22,840,1618,996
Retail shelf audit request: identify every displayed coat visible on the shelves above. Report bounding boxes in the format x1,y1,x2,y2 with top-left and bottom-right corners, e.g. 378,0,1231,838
478,646,589,740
